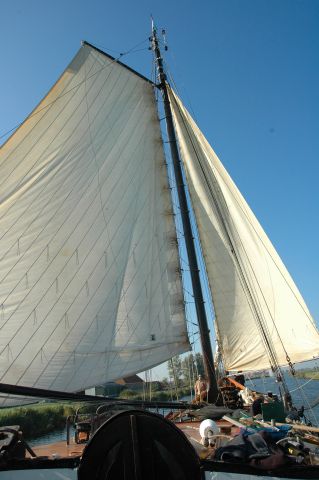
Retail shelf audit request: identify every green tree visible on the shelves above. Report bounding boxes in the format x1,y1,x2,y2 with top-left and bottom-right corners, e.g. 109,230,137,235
195,352,205,377
167,356,182,387
161,377,170,389
180,352,205,387
181,353,195,387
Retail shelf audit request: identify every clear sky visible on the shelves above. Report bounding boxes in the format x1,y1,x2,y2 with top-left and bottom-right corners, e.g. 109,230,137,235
1,0,318,380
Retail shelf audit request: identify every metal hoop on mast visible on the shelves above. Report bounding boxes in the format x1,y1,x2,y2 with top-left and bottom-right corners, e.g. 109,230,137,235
150,23,219,404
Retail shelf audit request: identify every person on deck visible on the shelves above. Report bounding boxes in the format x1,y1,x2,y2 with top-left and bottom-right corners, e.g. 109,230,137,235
194,375,208,402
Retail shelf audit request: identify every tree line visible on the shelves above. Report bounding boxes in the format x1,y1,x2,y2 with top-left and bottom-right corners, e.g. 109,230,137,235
162,353,204,389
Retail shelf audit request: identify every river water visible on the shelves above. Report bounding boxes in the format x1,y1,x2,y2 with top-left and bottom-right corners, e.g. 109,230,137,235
30,426,69,446
245,375,319,424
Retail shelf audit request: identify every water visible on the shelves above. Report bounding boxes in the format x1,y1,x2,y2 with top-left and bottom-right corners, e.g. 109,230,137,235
246,375,319,424
30,426,69,447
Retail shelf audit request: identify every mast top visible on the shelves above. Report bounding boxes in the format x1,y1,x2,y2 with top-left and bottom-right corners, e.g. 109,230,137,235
150,21,167,87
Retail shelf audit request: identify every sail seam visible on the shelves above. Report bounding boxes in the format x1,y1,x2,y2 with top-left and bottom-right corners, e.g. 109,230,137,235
10,138,179,390
0,51,129,223
0,75,142,323
42,145,172,390
169,88,286,374
0,94,148,352
0,57,122,266
3,156,156,387
0,128,154,384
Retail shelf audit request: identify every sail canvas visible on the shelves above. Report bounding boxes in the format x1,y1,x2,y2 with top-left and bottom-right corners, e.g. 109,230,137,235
168,86,319,372
0,43,190,396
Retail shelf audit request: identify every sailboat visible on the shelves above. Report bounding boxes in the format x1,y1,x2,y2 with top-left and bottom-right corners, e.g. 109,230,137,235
1,24,319,479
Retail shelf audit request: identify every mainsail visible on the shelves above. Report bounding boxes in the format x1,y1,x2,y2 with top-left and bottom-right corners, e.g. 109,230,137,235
1,38,318,400
168,86,319,372
0,43,190,396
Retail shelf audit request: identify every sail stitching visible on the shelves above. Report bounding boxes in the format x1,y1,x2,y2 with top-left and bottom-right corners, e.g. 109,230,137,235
180,111,283,373
0,49,102,184
194,124,315,327
0,53,122,234
102,118,149,380
85,178,180,386
0,46,189,393
0,85,149,376
0,119,152,384
170,87,318,376
2,156,154,387
68,187,182,387
8,138,175,390
56,210,178,389
0,65,120,278
0,72,141,324
191,129,316,367
169,88,285,374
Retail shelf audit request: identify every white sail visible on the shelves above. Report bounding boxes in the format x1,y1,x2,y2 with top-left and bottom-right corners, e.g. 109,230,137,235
0,43,190,396
168,86,319,372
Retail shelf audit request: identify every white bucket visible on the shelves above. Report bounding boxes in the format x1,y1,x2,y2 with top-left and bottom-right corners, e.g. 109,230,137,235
199,419,220,446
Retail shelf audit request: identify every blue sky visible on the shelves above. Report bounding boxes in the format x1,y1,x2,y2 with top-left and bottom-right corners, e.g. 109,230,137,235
1,0,318,379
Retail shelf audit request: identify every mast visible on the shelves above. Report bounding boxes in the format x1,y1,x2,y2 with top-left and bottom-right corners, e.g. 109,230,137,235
151,25,220,403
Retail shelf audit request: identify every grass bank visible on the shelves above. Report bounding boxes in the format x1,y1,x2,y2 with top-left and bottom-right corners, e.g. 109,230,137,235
0,403,78,439
295,370,319,380
118,388,192,401
0,389,193,439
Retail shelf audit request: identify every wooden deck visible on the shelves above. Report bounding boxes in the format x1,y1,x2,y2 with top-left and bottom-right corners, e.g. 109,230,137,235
176,419,240,459
32,440,84,458
30,418,239,460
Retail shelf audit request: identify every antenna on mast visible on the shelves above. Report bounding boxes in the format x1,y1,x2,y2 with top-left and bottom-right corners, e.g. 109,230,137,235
162,29,168,50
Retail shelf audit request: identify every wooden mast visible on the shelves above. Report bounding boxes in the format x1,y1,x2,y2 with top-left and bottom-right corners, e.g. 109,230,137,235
151,24,220,404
